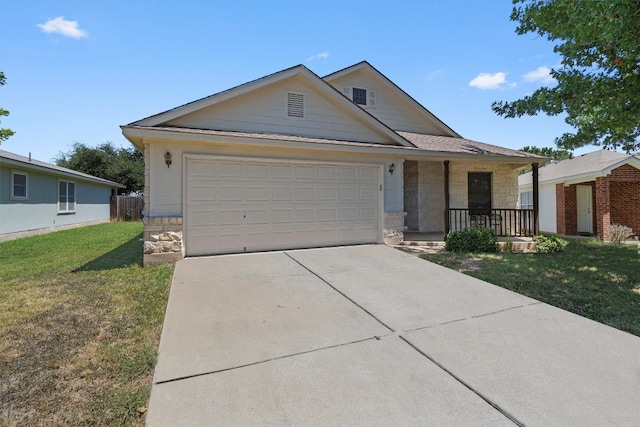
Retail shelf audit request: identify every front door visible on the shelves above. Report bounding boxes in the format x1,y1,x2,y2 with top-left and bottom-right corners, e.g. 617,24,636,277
576,185,593,234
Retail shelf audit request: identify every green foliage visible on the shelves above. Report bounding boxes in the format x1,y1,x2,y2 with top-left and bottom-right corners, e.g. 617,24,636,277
493,0,640,152
445,226,499,253
55,142,144,193
534,234,566,253
0,71,16,143
0,222,173,425
421,238,640,336
520,146,574,162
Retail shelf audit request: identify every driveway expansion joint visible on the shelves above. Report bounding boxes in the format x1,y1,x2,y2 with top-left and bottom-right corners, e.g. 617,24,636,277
154,336,378,386
399,336,525,427
284,251,395,333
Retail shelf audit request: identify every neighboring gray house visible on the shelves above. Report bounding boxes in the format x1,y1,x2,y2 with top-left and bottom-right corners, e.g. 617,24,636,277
1,150,125,241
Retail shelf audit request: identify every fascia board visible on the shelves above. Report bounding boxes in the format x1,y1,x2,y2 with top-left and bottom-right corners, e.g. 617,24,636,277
122,126,539,164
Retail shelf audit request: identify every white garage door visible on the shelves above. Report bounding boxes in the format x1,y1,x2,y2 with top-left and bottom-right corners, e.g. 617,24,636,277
185,156,381,256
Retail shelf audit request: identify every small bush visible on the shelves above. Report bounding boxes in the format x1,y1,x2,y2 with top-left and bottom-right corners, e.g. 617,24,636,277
445,226,499,253
609,223,634,244
534,234,565,254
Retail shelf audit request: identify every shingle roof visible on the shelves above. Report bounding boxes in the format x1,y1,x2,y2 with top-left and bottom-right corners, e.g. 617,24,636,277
398,132,543,159
1,150,125,188
519,149,640,185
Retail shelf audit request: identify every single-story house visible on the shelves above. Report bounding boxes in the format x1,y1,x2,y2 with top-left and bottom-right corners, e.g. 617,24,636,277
0,149,125,242
122,61,545,263
519,149,640,240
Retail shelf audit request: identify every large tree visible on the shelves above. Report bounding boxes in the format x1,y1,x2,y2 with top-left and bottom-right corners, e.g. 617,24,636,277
0,71,16,144
492,0,640,153
520,146,573,162
55,142,144,194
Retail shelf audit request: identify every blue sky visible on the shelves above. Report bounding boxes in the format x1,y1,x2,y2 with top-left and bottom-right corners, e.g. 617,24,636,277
1,0,593,163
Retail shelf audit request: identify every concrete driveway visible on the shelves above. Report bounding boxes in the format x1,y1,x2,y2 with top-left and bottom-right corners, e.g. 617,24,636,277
147,245,640,426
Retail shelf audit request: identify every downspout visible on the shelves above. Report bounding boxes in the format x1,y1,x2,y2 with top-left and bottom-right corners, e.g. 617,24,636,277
532,162,539,235
444,160,450,239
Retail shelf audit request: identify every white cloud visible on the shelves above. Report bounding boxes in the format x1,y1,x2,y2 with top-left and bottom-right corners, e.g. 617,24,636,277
426,69,445,80
307,52,329,62
37,17,88,39
469,72,510,90
523,66,555,84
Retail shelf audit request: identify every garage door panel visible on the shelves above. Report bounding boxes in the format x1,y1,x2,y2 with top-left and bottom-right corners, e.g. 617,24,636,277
186,157,380,256
318,208,338,222
359,207,376,221
272,208,294,223
339,167,357,180
245,209,269,224
190,185,216,202
339,187,357,200
318,187,337,201
272,165,294,179
296,166,315,179
218,210,244,225
296,208,316,222
296,187,315,201
318,166,336,180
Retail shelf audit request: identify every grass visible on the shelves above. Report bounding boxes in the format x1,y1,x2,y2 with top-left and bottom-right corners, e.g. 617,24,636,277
0,222,174,426
421,237,640,337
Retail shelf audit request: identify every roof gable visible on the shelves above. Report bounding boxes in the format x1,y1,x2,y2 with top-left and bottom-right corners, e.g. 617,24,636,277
127,65,411,148
323,61,460,137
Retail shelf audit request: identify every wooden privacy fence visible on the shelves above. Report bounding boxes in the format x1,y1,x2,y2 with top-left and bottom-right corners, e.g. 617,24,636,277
110,195,144,221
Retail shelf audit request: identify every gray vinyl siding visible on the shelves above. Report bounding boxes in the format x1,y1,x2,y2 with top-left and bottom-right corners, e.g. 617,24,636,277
1,166,114,235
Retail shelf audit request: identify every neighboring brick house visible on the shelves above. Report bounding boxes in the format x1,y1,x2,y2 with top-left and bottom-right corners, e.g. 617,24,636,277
519,149,640,240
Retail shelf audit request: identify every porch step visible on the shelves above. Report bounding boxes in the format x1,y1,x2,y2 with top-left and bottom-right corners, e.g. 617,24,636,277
398,240,445,248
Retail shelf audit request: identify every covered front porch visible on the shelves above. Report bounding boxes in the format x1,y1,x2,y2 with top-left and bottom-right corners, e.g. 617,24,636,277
402,158,540,238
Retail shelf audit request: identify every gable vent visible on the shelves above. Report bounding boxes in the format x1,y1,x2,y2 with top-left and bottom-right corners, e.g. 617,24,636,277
287,92,304,118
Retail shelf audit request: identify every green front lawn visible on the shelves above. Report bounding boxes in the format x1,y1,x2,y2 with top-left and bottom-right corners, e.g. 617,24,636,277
421,238,640,337
0,222,174,426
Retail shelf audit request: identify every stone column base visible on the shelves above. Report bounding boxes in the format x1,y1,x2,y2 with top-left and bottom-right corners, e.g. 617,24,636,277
384,211,406,245
143,216,184,266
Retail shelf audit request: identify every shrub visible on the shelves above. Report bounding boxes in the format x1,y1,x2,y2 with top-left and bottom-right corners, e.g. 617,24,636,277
609,223,634,245
445,226,499,253
534,234,565,254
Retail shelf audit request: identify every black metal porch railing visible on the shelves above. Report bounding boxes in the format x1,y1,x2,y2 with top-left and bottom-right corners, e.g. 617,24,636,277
448,208,535,237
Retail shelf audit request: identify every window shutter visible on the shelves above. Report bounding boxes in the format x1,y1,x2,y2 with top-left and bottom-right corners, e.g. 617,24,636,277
287,92,304,118
342,86,352,98
368,90,376,107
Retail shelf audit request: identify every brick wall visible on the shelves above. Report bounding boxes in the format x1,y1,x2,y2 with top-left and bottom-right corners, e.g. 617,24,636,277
557,183,580,236
609,164,640,237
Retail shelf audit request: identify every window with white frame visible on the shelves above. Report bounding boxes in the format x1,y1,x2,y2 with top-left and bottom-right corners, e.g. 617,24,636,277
11,171,28,199
520,191,533,209
342,86,376,108
58,180,76,213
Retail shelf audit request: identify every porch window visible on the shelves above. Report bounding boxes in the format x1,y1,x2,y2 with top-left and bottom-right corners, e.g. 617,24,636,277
468,172,491,214
519,191,533,209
